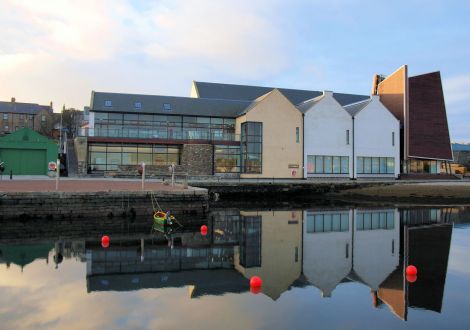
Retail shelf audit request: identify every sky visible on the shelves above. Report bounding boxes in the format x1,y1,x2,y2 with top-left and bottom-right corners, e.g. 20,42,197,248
1,0,469,141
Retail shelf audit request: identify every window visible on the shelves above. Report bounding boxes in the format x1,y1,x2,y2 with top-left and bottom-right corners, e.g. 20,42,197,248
19,114,24,120
29,115,34,121
241,122,262,173
306,212,349,233
392,132,395,146
346,130,350,145
163,103,172,112
41,115,46,122
3,125,8,131
357,157,394,174
296,127,300,143
307,155,349,174
356,211,395,230
88,143,181,172
104,100,112,107
215,145,240,173
134,102,142,109
3,113,8,120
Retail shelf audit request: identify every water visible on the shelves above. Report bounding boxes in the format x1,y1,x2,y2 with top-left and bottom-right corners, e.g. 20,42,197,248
1,205,470,329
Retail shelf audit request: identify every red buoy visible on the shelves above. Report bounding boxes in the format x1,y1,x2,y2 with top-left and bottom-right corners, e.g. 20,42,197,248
406,265,418,276
250,276,262,288
250,286,262,294
200,225,208,236
406,274,417,283
101,235,110,248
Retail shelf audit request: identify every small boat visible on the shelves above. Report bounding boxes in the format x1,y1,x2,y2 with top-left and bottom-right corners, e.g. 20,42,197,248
153,211,176,226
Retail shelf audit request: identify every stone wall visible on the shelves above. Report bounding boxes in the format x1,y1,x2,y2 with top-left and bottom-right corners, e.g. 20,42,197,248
181,144,213,175
74,137,88,175
0,190,209,221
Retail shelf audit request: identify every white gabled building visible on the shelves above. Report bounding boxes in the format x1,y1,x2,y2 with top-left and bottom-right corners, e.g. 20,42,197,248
345,95,400,179
300,91,354,179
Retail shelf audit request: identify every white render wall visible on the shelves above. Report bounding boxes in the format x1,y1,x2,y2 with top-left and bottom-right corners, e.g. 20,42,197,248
303,92,354,178
88,111,95,137
353,96,400,178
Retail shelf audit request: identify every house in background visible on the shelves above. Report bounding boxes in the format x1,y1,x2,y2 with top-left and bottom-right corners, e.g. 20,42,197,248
345,95,400,179
300,91,356,179
235,89,303,179
372,66,453,174
0,98,54,136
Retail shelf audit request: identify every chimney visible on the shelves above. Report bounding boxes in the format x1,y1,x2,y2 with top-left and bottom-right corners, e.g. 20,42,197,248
11,97,15,103
50,101,53,108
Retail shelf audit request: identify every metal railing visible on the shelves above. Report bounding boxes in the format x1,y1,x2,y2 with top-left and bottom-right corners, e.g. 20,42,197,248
79,127,240,142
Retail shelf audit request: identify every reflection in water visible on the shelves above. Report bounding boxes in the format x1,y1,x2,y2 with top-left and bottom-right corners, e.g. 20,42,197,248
0,205,462,325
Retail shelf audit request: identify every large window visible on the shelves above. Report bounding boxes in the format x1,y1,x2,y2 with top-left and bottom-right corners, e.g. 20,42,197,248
241,122,262,174
409,159,438,174
307,155,349,174
214,145,240,173
88,143,181,172
91,112,236,141
306,212,349,233
357,157,394,174
356,211,394,230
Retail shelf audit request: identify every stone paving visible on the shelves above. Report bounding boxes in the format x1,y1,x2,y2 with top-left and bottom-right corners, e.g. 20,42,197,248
0,178,186,193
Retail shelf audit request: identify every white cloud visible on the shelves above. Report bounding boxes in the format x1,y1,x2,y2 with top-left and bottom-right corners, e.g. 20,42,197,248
0,0,291,108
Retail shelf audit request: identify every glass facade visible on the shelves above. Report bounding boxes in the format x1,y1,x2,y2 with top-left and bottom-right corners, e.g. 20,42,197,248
409,158,439,174
307,155,349,174
92,112,236,141
88,143,181,171
306,212,349,233
214,145,240,173
356,211,395,230
357,157,394,174
241,122,262,174
239,215,262,267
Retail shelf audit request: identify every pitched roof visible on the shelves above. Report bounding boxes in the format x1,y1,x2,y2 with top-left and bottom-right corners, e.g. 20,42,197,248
297,95,324,113
343,98,372,116
0,101,52,114
91,91,251,118
193,81,369,106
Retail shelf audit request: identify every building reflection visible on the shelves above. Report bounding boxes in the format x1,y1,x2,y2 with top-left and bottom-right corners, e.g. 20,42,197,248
0,206,456,321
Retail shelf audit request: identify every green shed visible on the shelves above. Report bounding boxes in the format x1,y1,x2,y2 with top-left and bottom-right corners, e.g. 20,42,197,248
0,128,57,175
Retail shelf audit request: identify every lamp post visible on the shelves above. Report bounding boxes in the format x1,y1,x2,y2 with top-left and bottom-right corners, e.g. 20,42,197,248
56,105,64,191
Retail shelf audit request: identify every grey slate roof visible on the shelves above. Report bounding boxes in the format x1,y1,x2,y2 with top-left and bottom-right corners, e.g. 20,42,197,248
297,95,324,113
193,81,369,106
91,91,251,118
0,101,52,114
343,99,372,116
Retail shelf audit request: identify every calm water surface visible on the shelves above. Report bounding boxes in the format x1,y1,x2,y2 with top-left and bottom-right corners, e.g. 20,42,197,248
1,205,470,329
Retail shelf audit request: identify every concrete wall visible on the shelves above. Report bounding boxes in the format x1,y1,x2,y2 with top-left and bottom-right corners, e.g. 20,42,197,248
74,137,88,175
181,144,213,175
354,96,401,178
304,92,353,178
236,89,303,179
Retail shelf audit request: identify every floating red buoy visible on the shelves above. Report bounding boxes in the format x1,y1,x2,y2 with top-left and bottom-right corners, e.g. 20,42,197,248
406,265,418,276
200,225,208,236
101,235,110,248
250,286,262,294
250,276,263,288
406,274,417,283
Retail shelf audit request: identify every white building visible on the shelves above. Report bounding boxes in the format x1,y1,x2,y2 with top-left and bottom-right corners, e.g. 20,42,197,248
345,96,400,179
302,208,400,297
300,91,354,179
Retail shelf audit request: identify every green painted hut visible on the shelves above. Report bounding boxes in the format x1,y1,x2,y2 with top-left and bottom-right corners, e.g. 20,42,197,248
0,128,57,175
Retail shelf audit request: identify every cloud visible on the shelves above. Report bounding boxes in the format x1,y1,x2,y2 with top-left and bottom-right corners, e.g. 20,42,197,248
0,0,291,109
